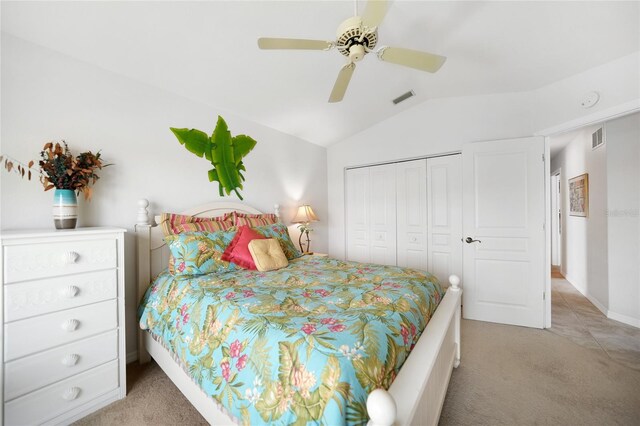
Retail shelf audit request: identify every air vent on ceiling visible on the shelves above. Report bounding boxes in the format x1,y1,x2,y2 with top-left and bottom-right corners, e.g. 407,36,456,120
592,127,604,150
392,90,415,105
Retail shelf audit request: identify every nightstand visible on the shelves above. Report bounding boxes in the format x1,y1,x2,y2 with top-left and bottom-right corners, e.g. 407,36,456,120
306,252,329,257
1,227,126,425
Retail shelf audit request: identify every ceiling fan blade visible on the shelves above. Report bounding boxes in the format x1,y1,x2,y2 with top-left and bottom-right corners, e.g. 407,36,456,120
378,46,447,73
362,0,389,28
258,37,332,50
329,63,356,103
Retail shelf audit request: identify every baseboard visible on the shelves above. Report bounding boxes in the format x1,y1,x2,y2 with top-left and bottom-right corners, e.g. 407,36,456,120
584,293,608,317
562,277,640,329
127,350,138,364
607,311,640,329
563,275,608,316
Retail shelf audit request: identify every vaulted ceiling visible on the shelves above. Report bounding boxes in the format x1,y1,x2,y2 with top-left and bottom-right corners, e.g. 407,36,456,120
2,1,638,146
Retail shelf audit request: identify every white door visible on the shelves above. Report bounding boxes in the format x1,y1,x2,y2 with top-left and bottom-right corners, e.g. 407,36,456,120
346,167,370,263
369,164,397,266
462,137,545,328
427,155,463,284
396,160,428,270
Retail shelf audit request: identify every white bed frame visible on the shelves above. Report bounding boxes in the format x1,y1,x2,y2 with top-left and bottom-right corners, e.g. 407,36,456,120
135,199,462,426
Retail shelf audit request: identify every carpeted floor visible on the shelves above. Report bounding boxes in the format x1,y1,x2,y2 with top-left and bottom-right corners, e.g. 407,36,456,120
75,277,640,425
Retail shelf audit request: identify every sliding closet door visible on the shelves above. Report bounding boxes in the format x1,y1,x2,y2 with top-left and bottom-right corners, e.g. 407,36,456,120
396,160,428,270
346,167,370,263
369,164,397,266
427,155,463,285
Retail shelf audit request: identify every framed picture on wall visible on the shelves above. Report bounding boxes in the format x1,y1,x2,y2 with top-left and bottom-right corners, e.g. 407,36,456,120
569,173,589,217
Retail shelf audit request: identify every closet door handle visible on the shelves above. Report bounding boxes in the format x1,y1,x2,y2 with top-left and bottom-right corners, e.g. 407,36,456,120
465,237,482,244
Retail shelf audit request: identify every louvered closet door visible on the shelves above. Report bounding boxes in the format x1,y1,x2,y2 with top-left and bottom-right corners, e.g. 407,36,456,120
427,155,463,285
346,167,370,263
396,160,428,270
369,164,397,265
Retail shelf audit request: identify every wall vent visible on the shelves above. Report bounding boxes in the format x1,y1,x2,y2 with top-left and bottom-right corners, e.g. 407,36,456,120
392,90,415,105
592,127,604,150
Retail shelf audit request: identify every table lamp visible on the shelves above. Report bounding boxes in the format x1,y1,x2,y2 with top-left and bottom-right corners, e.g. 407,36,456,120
292,204,319,253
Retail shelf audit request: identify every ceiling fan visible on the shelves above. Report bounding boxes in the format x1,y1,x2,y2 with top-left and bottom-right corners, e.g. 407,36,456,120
257,0,447,103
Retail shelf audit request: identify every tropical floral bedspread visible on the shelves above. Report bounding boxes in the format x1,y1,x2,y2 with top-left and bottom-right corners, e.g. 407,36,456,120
138,256,444,426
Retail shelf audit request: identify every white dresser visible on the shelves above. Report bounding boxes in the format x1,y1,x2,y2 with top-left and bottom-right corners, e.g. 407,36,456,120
1,227,126,425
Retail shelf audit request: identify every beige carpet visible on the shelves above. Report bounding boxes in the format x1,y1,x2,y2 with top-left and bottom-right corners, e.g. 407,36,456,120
439,320,640,425
76,278,640,425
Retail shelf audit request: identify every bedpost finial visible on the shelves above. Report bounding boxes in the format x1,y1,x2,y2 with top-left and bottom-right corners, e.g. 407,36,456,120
449,274,461,291
137,199,150,225
274,204,280,219
366,389,396,426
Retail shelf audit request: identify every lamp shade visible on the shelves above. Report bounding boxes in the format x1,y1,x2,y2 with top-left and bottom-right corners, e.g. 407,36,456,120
292,205,319,223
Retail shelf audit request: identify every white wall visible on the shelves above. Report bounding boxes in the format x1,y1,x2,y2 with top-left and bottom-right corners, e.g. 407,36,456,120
327,91,535,259
606,113,640,326
1,35,328,360
327,51,639,260
550,126,609,312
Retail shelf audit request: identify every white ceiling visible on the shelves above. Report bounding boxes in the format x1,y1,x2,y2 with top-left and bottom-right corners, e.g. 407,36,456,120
2,1,638,146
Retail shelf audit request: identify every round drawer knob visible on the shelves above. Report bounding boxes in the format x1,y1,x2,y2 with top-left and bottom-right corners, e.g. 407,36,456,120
62,354,80,367
63,251,80,264
62,387,81,401
62,319,80,332
61,285,80,298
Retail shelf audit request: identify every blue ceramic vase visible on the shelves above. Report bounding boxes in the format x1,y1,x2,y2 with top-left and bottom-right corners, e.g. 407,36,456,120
53,189,78,229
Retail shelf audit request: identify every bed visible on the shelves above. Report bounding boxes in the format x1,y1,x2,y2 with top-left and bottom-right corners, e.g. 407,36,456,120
135,199,461,426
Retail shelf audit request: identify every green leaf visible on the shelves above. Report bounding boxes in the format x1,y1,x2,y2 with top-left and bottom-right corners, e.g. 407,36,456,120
211,116,243,195
170,128,212,161
208,168,219,183
278,341,300,384
170,115,257,199
255,381,286,421
319,355,341,401
232,135,257,164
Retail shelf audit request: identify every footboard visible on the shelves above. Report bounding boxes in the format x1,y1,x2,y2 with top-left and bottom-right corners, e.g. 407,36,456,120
368,276,462,426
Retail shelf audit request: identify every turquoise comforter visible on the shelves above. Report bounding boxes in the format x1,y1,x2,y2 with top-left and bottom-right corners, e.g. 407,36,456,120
138,256,444,425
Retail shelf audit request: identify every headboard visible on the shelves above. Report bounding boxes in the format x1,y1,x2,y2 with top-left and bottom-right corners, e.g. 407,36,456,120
134,198,280,362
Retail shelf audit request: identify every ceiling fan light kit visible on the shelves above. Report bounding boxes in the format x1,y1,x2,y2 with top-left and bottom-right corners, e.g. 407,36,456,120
257,0,447,103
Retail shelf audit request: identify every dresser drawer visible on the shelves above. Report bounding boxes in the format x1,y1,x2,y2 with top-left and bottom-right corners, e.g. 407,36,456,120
4,360,119,426
4,330,118,401
4,299,117,361
3,238,117,283
4,269,117,322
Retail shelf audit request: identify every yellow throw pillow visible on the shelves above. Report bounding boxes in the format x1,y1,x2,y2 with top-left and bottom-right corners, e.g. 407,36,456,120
248,238,289,272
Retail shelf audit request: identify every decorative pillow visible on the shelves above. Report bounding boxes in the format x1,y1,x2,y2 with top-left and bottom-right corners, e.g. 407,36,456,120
165,230,237,276
253,223,302,260
221,226,266,270
160,212,234,237
248,239,289,272
232,211,278,227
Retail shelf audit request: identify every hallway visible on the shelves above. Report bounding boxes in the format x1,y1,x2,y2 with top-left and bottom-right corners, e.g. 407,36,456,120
550,269,640,371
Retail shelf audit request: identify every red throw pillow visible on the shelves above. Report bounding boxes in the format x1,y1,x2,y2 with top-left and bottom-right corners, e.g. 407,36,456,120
221,225,266,269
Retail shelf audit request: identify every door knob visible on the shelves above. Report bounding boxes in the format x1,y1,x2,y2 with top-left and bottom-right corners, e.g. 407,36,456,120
465,237,482,244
